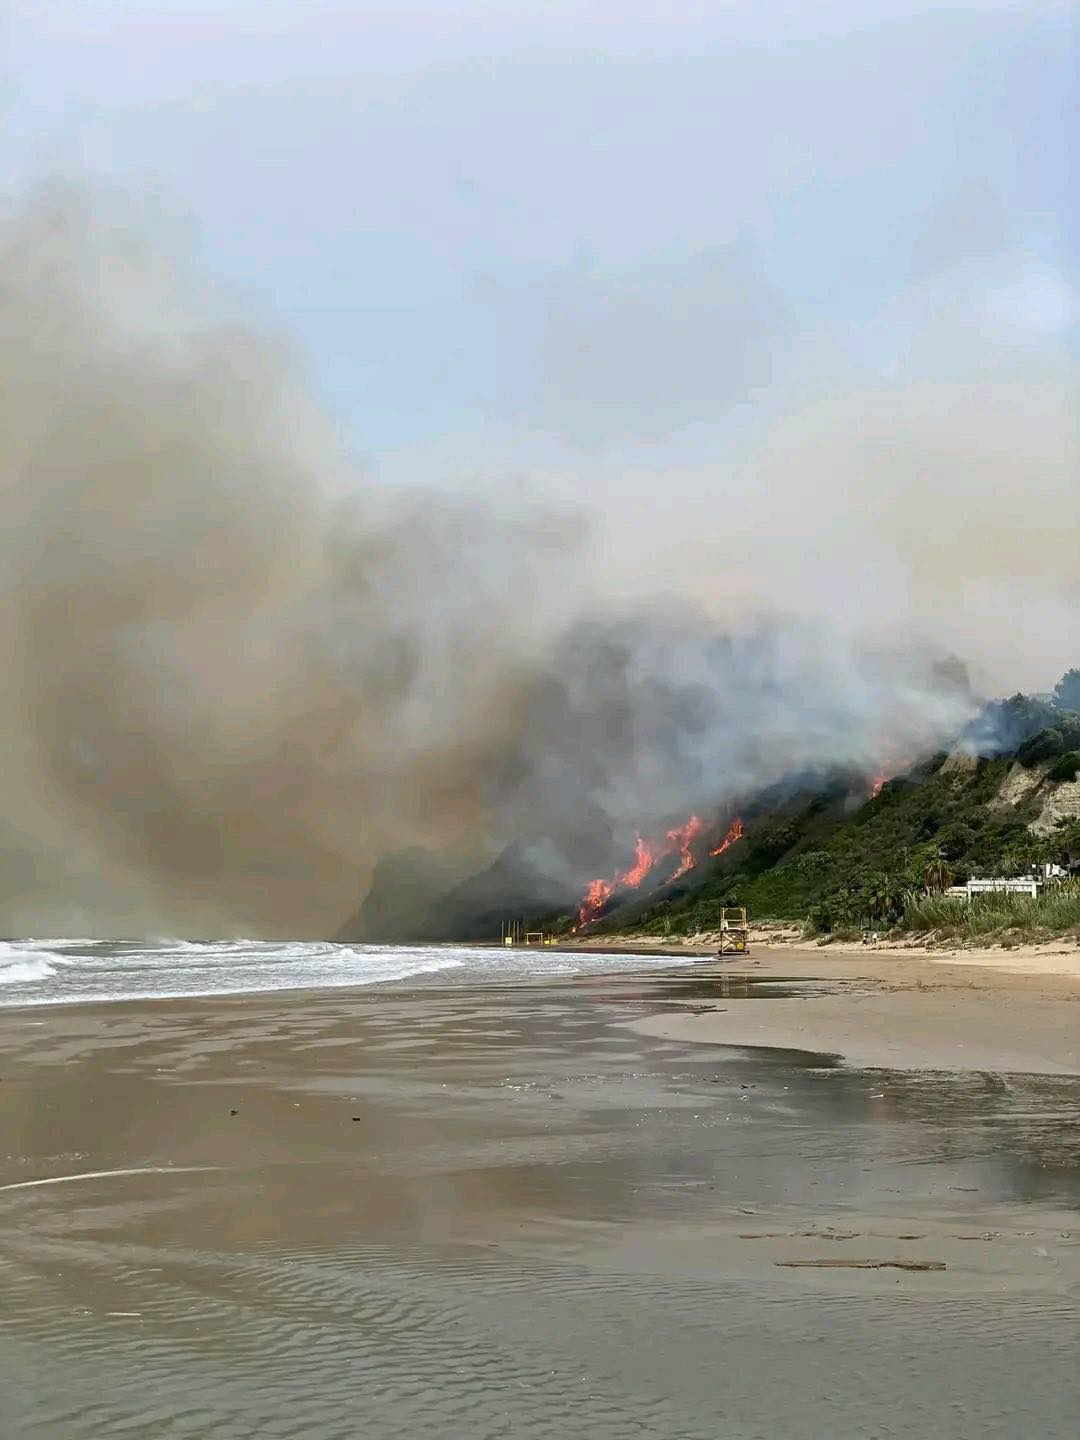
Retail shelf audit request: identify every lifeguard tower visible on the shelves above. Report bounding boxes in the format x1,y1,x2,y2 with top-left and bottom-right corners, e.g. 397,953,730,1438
717,906,750,956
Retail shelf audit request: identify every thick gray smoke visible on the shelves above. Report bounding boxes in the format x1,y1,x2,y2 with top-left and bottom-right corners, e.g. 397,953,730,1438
483,613,973,866
0,186,1074,937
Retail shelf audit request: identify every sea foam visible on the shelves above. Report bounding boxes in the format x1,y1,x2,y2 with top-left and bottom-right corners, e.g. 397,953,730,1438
0,943,59,985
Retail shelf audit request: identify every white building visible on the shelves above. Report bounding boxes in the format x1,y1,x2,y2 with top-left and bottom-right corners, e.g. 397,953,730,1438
945,865,1066,901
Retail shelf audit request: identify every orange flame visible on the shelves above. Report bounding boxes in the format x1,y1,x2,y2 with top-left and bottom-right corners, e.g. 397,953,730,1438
576,877,615,929
710,817,744,857
869,751,914,800
617,835,659,890
667,814,705,881
574,810,735,929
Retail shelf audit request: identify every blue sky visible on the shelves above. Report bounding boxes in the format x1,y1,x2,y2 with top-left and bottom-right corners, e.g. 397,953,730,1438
3,1,1074,475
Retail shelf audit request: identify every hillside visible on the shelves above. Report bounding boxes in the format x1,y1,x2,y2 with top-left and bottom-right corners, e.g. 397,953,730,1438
334,840,583,945
585,698,1080,943
337,684,1080,946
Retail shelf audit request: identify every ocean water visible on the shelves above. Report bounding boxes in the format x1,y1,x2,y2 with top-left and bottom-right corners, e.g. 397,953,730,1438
0,937,693,1008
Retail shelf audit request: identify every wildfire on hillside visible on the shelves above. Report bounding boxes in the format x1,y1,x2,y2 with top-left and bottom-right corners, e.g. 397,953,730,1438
869,752,913,799
710,817,744,856
667,814,705,881
574,811,744,929
576,877,615,927
575,836,658,928
620,834,660,889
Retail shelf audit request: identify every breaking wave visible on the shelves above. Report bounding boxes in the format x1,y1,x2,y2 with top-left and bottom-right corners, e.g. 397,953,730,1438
0,943,60,985
0,937,689,1007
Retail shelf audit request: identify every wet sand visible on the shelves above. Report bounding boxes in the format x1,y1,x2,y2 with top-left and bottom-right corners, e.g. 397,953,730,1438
1,963,1079,1438
624,946,1080,1074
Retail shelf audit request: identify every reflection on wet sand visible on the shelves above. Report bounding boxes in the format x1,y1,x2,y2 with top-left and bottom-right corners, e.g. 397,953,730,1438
1,971,1078,1439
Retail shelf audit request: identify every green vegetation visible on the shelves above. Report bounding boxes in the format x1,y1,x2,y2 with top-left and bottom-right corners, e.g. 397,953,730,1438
562,672,1080,946
611,741,1080,944
1017,720,1080,766
1046,752,1080,784
1054,668,1080,712
899,883,1080,942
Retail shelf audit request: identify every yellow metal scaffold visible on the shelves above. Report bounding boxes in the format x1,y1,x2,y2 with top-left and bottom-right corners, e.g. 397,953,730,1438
717,906,750,956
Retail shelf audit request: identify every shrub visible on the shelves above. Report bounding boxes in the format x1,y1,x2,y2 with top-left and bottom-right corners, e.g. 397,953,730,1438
965,695,1060,755
1046,751,1080,784
1017,728,1065,766
1053,668,1080,712
937,822,976,860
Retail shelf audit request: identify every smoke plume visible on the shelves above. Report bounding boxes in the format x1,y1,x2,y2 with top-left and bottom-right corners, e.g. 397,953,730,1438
0,184,1075,936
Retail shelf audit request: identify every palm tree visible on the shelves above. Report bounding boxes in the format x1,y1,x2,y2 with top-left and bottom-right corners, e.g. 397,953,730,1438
866,874,904,924
922,855,953,894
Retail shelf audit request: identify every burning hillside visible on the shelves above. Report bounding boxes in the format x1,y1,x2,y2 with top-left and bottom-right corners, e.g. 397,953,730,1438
337,678,1080,945
574,812,744,930
711,818,745,857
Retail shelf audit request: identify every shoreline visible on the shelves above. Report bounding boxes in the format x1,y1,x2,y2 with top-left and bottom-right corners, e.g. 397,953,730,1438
539,934,1080,1074
560,928,1080,980
616,944,1080,1075
3,935,1077,1076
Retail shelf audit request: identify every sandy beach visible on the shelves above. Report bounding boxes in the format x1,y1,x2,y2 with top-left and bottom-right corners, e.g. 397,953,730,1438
619,943,1080,1075
1,948,1078,1438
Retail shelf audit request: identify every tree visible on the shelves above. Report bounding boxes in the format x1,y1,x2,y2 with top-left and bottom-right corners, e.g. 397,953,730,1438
965,693,1059,755
1054,669,1080,713
922,855,953,894
865,874,905,924
1017,727,1065,766
999,847,1034,878
1051,819,1080,866
938,821,976,862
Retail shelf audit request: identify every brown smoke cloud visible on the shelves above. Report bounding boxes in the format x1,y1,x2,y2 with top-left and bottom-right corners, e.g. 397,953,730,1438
0,185,567,934
0,184,1075,937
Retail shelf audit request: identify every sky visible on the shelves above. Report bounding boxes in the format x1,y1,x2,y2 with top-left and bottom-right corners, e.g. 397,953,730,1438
0,1,1076,669
2,1,1074,467
2,3,1076,682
